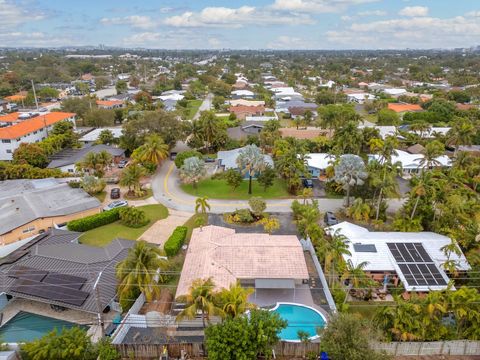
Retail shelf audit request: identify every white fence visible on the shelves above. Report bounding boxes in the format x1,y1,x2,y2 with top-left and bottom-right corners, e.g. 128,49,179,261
301,238,337,313
373,341,480,356
111,293,146,344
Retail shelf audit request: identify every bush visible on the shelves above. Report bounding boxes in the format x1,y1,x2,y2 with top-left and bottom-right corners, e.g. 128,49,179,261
164,226,188,257
174,150,203,168
226,208,255,224
248,197,266,217
67,208,120,232
119,207,149,228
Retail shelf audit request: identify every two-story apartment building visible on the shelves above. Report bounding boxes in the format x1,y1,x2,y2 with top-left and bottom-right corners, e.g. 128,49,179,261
0,112,76,161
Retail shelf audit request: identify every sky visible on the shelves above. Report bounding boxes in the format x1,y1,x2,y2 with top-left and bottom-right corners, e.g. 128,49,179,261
1,0,480,49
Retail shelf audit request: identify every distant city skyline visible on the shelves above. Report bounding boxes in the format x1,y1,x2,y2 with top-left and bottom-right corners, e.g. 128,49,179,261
1,0,479,49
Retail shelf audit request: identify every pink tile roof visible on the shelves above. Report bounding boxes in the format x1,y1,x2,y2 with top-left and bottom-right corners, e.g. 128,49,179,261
175,225,309,298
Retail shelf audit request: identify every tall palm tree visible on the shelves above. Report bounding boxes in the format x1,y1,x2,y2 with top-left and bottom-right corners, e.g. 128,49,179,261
324,231,351,285
176,278,224,327
347,198,372,222
447,117,476,156
120,163,145,195
135,134,169,165
417,140,445,172
216,281,255,319
341,260,369,289
195,196,211,214
116,241,169,303
236,144,266,195
334,154,368,207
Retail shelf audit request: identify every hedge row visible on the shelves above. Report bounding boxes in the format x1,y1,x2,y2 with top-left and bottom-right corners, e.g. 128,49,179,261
67,208,121,232
164,226,188,257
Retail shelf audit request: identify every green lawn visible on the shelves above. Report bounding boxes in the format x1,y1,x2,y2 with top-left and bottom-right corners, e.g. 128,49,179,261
180,178,290,200
79,204,169,247
348,301,396,320
185,99,202,119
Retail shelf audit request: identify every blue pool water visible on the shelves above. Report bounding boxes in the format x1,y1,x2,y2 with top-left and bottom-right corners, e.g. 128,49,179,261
0,311,86,343
271,303,326,341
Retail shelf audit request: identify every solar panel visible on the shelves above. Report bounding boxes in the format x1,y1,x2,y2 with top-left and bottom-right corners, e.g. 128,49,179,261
387,243,448,288
9,266,48,282
11,278,89,307
42,273,87,290
353,244,377,253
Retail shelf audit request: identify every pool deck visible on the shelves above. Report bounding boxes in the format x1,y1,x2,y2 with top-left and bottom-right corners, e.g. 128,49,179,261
0,299,118,342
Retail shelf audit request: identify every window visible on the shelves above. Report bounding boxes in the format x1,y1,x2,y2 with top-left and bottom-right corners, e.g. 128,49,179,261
22,226,35,234
16,138,21,141
6,149,11,153
68,169,74,173
1,139,11,143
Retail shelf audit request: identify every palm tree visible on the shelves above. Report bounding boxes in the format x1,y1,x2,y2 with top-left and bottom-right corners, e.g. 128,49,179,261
300,187,313,204
334,154,368,207
417,140,445,171
195,196,210,214
176,278,224,327
447,117,476,156
116,241,169,303
346,198,371,222
135,134,169,165
120,163,145,196
179,157,206,189
236,144,266,195
341,260,369,289
216,281,254,319
324,231,351,285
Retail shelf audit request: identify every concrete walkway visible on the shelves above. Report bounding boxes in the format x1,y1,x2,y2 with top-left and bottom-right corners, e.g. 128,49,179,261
193,93,213,120
139,209,192,247
151,160,406,214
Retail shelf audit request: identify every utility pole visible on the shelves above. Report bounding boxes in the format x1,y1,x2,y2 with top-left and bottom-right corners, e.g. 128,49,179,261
31,80,39,111
93,271,105,337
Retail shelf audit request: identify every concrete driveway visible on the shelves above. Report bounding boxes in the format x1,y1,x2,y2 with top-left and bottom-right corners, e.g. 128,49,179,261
193,93,213,120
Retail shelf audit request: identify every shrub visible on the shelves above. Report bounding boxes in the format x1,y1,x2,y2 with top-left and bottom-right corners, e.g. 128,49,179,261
248,197,266,217
67,208,120,232
119,207,149,228
164,226,188,257
227,208,255,224
174,150,203,168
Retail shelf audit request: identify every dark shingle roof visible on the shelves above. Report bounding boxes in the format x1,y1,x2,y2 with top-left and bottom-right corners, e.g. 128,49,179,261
47,144,125,169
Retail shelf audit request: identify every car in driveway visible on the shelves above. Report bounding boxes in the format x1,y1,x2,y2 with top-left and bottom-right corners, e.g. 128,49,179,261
110,188,120,199
103,200,128,211
118,159,128,168
302,178,314,188
324,211,338,226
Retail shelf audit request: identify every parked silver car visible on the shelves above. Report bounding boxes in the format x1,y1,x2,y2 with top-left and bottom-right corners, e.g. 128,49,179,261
103,200,128,211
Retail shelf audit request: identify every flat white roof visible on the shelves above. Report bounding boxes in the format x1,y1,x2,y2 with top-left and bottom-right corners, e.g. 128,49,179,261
79,127,123,142
305,153,336,170
326,222,470,291
369,149,451,169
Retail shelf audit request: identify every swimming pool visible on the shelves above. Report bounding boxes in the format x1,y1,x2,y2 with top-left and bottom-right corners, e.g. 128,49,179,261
0,311,86,343
270,303,327,342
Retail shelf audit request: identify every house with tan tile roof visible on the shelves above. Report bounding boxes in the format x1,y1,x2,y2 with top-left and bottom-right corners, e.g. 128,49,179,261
388,103,423,114
175,226,309,298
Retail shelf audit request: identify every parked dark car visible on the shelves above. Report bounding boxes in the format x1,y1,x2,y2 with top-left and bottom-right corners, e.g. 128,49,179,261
204,156,215,163
324,211,338,226
118,160,128,168
110,188,121,199
302,178,314,188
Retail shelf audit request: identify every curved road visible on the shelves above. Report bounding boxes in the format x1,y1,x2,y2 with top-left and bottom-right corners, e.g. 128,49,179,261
151,161,405,214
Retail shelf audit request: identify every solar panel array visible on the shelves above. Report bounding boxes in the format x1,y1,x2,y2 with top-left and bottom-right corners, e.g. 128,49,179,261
387,243,448,287
353,244,377,253
7,266,90,307
12,278,89,307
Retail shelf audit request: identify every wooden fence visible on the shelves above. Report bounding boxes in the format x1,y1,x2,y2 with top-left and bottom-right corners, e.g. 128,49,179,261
372,340,480,356
115,343,204,359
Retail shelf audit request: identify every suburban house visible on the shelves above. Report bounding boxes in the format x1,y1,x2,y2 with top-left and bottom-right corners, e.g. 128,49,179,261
216,146,273,176
326,222,470,292
383,88,408,97
368,149,452,176
227,122,265,141
271,87,303,101
176,226,310,301
388,103,423,114
231,90,255,99
229,104,265,120
3,92,27,104
47,144,125,173
346,93,376,104
0,178,100,245
96,100,124,110
279,128,330,140
0,112,76,161
359,124,397,139
229,99,265,107
79,127,123,144
305,153,337,178
0,229,135,342
276,100,317,114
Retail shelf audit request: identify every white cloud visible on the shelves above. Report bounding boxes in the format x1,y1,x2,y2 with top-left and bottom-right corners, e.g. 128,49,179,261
164,6,314,27
122,30,225,49
399,6,429,17
100,15,157,29
271,0,379,13
0,32,74,47
267,35,309,49
357,10,387,16
465,10,480,17
326,15,480,49
0,0,44,29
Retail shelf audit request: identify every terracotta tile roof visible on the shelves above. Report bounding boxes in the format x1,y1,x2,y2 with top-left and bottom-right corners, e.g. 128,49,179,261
280,127,331,139
175,225,309,297
456,103,475,111
0,112,75,139
4,92,27,102
96,100,123,107
229,105,265,114
388,103,423,113
0,112,20,123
